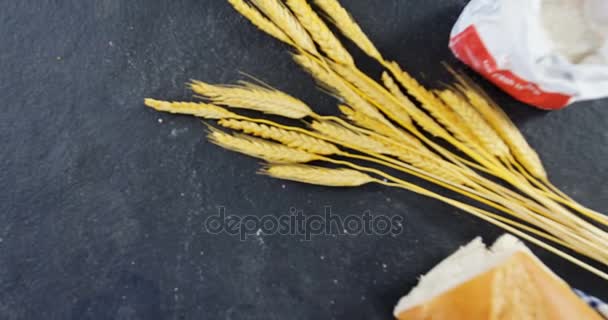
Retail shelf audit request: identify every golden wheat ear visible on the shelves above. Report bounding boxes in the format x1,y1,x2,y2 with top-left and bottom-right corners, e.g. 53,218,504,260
226,0,293,45
292,53,387,122
207,127,319,164
285,0,353,65
437,89,510,159
144,99,239,119
261,163,376,187
190,80,314,119
446,68,548,180
249,0,318,54
312,0,383,61
218,118,340,155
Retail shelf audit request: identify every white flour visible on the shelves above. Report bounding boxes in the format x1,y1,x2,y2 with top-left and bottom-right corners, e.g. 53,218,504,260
541,0,608,64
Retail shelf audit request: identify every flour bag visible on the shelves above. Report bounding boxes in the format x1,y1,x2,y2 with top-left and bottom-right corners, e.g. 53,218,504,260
450,0,608,110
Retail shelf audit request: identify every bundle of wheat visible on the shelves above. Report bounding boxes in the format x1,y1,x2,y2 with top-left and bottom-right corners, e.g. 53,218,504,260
145,0,608,280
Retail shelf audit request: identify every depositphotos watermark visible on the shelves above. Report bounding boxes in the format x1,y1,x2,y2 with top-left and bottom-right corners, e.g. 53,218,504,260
205,207,404,240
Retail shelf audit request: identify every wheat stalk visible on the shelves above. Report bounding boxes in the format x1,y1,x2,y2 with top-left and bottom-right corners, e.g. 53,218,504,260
262,163,375,187
312,0,383,60
261,162,608,278
190,80,313,119
218,118,340,155
285,0,353,65
448,72,608,225
144,99,239,119
209,128,318,163
226,0,294,45
143,0,608,279
292,53,387,122
250,0,318,54
437,89,510,158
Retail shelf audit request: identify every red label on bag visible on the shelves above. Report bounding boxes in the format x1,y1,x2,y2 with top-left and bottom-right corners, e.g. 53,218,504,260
449,25,572,110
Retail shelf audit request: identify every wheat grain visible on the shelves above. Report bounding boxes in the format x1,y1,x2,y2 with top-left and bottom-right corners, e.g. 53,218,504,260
311,120,392,154
208,128,318,163
285,0,353,65
312,0,382,60
144,99,238,119
218,118,340,155
262,164,375,187
438,89,510,158
329,62,412,127
190,80,313,119
292,53,386,122
250,0,318,54
226,0,293,45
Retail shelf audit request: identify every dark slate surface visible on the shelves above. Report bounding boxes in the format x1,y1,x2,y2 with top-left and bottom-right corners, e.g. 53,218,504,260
1,0,607,319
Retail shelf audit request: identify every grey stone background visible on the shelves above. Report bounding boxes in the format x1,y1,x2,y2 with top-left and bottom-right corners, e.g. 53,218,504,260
1,0,606,319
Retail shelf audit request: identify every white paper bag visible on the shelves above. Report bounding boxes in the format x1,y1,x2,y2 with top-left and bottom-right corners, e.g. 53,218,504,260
449,0,608,110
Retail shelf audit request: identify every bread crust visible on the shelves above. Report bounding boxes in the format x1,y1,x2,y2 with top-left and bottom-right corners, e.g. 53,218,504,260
396,252,603,320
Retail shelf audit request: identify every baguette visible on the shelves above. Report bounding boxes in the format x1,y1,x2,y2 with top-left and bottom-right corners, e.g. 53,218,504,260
394,235,604,320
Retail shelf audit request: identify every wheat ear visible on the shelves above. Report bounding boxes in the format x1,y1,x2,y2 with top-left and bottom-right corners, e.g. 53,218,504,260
144,99,239,119
312,0,382,60
285,0,353,65
328,61,412,127
310,120,393,154
226,0,293,45
385,63,478,144
250,0,318,54
373,138,468,185
292,53,386,122
453,79,608,226
262,164,375,187
338,105,396,138
190,80,313,119
208,128,318,163
447,69,547,179
218,118,340,155
379,72,449,139
437,89,510,158
311,120,465,186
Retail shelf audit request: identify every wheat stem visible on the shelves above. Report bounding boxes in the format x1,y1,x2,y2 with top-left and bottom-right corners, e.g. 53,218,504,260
216,116,604,258
385,180,608,280
303,156,608,276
